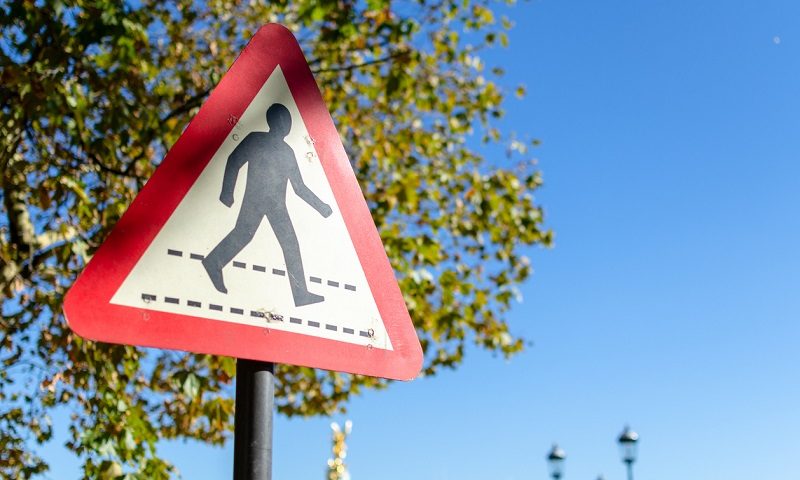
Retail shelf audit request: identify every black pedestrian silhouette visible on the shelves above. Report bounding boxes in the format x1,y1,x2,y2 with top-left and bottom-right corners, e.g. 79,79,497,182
203,103,332,307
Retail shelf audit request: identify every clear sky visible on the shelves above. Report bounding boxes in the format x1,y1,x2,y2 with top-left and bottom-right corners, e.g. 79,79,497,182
42,0,800,478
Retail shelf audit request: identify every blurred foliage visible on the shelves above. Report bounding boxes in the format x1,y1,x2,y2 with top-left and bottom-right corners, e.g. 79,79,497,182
0,0,551,478
326,420,351,480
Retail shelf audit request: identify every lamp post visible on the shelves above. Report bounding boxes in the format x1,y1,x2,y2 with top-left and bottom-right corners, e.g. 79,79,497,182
617,426,639,480
546,444,566,480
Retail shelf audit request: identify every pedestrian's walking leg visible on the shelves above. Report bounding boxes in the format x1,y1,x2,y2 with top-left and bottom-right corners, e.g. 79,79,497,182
265,207,324,306
204,209,262,293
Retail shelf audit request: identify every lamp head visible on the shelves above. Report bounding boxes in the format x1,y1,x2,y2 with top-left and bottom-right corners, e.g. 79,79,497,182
546,444,566,479
617,425,639,464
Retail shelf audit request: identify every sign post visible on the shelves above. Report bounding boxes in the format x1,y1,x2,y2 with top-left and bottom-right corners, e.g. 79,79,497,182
233,360,275,480
63,24,423,477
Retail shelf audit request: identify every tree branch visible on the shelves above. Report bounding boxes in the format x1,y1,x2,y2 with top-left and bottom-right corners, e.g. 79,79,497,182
65,127,145,180
0,236,77,294
87,151,136,177
310,50,410,74
162,87,214,123
305,37,395,67
1,170,36,257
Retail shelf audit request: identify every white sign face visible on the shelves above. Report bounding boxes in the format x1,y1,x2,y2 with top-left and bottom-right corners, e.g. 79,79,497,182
111,67,392,350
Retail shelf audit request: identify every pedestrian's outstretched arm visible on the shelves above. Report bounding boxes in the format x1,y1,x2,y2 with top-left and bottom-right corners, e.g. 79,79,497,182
289,164,332,217
220,137,250,207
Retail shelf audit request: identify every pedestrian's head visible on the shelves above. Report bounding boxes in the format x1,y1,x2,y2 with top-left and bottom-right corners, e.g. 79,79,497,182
266,103,292,137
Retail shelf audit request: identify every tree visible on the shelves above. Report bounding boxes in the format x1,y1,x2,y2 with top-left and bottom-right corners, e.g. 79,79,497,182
0,0,552,477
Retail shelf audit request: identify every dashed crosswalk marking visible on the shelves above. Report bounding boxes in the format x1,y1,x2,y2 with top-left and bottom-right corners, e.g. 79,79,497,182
166,248,358,292
139,293,371,339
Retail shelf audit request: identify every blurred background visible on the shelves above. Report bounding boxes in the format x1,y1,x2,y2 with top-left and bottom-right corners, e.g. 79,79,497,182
15,0,800,478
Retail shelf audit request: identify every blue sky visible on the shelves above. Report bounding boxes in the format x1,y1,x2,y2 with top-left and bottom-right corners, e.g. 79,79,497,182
42,0,800,478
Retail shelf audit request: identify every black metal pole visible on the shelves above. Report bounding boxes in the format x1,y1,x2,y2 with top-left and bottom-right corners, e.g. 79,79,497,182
234,359,275,480
625,460,634,480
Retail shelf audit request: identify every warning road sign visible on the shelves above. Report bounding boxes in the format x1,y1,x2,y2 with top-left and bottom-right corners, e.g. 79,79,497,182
63,24,423,381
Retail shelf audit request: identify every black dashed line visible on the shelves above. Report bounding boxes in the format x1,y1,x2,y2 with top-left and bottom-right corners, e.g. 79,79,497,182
167,251,359,295
142,292,367,339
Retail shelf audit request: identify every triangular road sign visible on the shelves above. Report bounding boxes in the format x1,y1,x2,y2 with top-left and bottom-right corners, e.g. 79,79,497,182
64,24,423,381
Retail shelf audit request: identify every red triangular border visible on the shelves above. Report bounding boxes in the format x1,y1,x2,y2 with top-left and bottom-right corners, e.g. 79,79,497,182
63,24,422,381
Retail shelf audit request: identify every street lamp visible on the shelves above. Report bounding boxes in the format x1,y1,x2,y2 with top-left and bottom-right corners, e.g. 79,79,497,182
546,444,566,480
617,425,639,480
